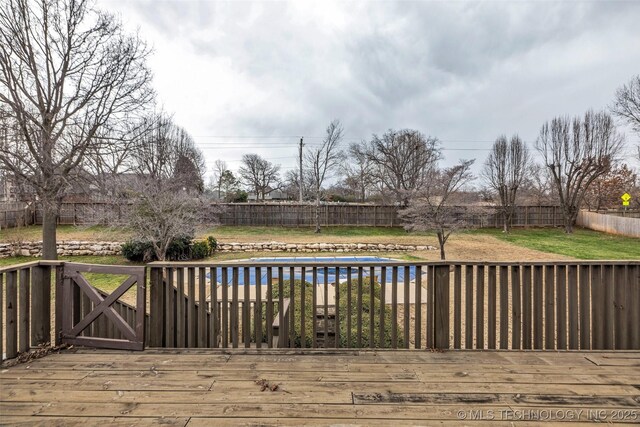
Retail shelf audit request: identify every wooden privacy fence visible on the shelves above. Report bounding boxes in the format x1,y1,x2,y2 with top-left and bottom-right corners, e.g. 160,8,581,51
22,202,566,228
147,260,640,351
0,204,34,229
2,259,639,361
577,210,640,238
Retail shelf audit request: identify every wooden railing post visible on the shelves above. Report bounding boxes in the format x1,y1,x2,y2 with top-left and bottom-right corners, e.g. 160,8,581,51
149,266,164,347
5,270,18,359
54,264,64,346
31,265,51,346
433,264,450,349
18,268,30,353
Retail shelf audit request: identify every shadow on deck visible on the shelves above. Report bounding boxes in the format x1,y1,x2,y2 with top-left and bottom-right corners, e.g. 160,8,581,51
2,349,639,425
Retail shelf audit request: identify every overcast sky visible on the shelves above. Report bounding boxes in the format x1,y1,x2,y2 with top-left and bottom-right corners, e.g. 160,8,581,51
99,0,640,179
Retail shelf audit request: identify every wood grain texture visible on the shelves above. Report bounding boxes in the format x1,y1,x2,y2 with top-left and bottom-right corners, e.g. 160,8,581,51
2,348,639,425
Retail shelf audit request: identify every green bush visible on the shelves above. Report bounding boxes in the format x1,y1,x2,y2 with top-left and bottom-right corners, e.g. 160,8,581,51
267,276,403,348
269,279,316,347
336,277,403,348
120,240,153,262
190,240,209,260
121,235,209,262
206,236,218,254
166,235,192,261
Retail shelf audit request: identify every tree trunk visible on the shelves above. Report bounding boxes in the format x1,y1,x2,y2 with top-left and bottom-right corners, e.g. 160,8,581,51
41,202,58,260
315,195,321,233
564,205,578,234
503,212,508,233
564,221,573,234
437,231,446,260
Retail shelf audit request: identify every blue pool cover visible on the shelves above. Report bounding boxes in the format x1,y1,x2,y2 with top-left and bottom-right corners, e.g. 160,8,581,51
207,257,418,286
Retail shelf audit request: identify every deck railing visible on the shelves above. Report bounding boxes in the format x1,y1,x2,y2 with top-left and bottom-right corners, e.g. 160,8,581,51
147,260,640,351
0,261,56,360
2,260,639,361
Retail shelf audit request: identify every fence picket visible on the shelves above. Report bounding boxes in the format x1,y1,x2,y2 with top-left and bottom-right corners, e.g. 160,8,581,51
499,265,508,349
556,265,567,350
379,266,386,348
391,266,398,349
415,265,422,349
18,268,30,353
454,265,462,349
591,265,604,349
511,265,521,350
186,268,195,347
568,265,579,350
579,265,591,350
465,265,473,349
544,265,555,350
176,268,185,348
244,266,251,348
255,267,263,349
604,265,615,350
475,265,484,349
533,265,543,350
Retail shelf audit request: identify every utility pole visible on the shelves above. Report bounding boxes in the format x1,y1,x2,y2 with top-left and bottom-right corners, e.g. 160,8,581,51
299,136,304,202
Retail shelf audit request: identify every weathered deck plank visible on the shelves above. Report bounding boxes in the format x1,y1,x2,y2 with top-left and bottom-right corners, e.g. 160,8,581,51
2,349,639,425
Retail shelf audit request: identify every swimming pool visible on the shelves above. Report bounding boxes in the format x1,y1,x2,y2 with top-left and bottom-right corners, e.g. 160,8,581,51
208,256,418,285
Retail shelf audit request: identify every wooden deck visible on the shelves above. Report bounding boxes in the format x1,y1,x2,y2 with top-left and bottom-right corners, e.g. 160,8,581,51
1,349,639,425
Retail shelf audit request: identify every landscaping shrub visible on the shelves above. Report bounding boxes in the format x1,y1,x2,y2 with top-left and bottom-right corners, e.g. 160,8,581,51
267,276,403,348
166,235,192,260
206,236,218,255
269,279,316,348
336,277,403,348
120,239,153,262
190,240,209,260
121,235,211,262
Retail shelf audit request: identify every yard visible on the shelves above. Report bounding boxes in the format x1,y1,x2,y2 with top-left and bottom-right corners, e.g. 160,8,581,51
2,225,638,263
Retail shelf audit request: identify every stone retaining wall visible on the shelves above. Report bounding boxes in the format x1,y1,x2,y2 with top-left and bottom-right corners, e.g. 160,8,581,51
217,242,436,253
0,241,123,258
0,241,436,258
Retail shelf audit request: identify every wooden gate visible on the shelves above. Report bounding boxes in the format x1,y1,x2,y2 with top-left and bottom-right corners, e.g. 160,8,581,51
59,263,146,350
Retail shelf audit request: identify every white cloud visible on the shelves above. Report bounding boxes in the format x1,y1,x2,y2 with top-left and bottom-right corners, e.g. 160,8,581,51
99,0,640,174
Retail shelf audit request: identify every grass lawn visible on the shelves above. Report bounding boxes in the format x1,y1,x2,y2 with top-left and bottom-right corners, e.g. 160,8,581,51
470,227,640,260
0,225,132,242
2,225,638,265
208,225,413,238
1,225,419,243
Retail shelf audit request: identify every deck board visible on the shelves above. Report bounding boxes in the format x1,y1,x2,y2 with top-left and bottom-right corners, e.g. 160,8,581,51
2,349,639,424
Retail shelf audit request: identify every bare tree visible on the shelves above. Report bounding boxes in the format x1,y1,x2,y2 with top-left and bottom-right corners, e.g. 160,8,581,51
611,75,640,163
482,135,530,233
612,75,640,134
109,119,214,261
521,163,558,205
238,154,281,201
367,129,440,204
129,115,204,193
283,169,312,201
210,160,229,199
305,120,343,233
400,160,476,260
0,0,154,259
535,110,624,233
341,141,374,202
